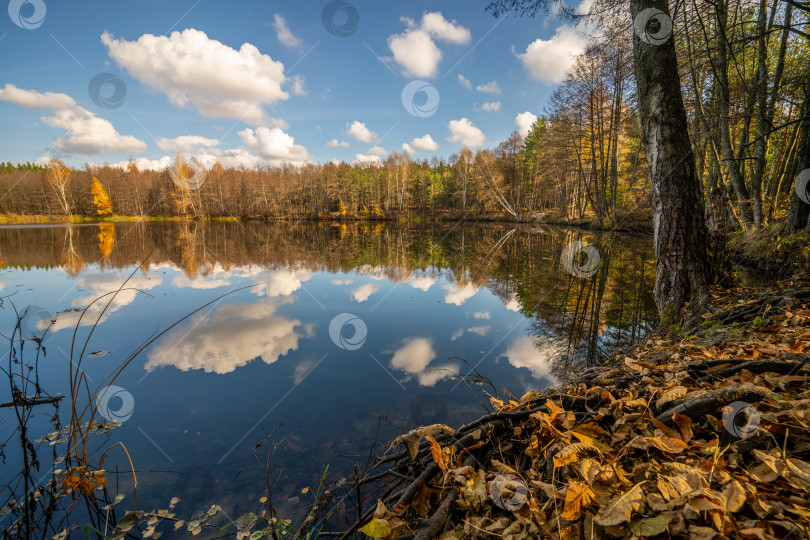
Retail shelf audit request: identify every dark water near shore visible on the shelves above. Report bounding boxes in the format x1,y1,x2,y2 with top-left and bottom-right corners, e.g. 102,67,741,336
0,221,656,531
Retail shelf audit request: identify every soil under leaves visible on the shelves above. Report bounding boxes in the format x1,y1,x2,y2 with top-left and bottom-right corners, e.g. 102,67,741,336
356,274,810,539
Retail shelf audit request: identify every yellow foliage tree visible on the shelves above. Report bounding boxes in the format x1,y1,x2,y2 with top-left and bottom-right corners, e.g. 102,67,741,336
91,177,113,216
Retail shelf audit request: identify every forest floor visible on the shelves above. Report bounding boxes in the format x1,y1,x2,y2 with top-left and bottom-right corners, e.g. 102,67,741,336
352,263,810,538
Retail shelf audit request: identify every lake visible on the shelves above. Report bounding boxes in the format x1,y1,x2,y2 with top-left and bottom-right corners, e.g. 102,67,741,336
0,221,656,532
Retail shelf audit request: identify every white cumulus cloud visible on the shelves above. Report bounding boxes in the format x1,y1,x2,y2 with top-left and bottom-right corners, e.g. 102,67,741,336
156,135,220,153
402,134,439,155
367,146,388,157
446,118,485,147
516,26,588,83
515,111,538,137
476,81,501,94
326,138,350,148
239,126,310,164
347,121,377,143
102,29,289,124
388,12,471,78
194,147,263,169
481,102,501,112
353,153,382,167
109,156,172,171
0,84,146,155
457,74,472,90
0,84,76,110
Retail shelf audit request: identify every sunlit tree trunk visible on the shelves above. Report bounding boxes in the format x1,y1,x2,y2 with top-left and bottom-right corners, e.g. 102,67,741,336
786,78,810,232
631,0,711,321
715,0,755,227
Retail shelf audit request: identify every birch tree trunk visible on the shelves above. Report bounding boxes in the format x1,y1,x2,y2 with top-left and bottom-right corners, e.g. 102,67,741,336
631,0,712,322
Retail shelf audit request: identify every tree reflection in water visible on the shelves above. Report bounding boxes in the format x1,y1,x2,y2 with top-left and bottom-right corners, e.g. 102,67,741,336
0,221,657,380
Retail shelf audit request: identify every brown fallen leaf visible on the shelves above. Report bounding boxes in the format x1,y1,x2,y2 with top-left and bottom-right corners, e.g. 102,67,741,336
629,514,672,536
722,478,746,512
688,524,718,540
650,417,683,440
672,412,693,442
412,479,429,517
647,436,689,454
593,482,645,526
389,424,457,461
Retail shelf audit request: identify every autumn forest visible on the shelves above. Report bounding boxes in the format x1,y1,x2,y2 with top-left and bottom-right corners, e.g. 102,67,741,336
1,0,807,237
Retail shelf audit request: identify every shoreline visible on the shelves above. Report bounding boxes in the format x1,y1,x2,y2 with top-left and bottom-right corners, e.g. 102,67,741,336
0,211,655,235
342,273,810,539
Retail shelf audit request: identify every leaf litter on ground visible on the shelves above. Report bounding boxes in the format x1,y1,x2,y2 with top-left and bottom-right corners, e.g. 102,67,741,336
358,275,810,539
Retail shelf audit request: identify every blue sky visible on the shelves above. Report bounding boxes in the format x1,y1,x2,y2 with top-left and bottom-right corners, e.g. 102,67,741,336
0,0,589,169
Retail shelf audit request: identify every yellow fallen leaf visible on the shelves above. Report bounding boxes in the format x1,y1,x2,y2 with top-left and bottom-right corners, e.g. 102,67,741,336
426,435,447,471
546,399,566,421
358,518,390,539
561,480,594,521
655,386,687,409
553,442,601,468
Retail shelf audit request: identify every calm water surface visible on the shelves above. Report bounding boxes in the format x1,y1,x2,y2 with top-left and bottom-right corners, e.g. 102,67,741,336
0,221,656,528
